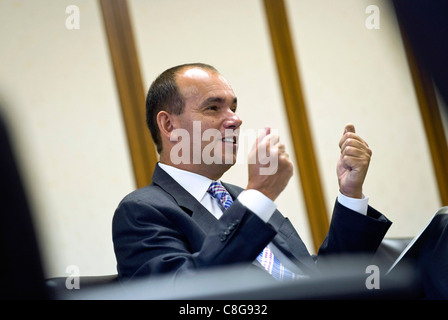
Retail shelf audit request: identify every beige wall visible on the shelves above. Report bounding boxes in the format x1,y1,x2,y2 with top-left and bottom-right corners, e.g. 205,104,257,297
0,0,444,277
285,0,441,237
0,0,135,277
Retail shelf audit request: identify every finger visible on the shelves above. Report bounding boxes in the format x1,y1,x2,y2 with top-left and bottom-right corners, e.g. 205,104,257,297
257,126,270,143
341,145,371,160
339,130,370,150
278,142,286,153
341,137,371,154
251,126,270,152
340,153,370,171
339,124,355,148
262,131,279,147
265,126,271,135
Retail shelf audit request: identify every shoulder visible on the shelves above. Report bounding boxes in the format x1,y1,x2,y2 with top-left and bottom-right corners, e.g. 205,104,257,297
115,183,179,213
113,184,181,228
119,184,163,203
115,183,176,216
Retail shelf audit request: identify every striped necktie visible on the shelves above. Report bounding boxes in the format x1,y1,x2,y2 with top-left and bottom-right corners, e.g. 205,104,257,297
207,181,298,281
208,181,233,210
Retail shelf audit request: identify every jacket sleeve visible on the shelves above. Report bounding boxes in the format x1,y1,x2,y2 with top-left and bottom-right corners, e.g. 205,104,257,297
112,197,276,282
317,199,392,257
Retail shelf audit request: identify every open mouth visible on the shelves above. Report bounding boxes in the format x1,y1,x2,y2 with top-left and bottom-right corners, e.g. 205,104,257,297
222,136,237,144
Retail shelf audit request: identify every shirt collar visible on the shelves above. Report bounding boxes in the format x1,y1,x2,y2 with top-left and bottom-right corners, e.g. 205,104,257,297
157,163,215,203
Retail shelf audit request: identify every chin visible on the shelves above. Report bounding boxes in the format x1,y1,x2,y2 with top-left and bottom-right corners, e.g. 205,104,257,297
222,154,237,166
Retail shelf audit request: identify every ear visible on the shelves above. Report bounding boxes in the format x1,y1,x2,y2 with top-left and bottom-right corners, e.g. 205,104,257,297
157,111,176,140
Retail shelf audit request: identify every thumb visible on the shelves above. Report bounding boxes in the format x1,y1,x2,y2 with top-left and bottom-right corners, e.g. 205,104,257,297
250,126,270,154
256,126,271,145
263,125,271,137
344,123,356,134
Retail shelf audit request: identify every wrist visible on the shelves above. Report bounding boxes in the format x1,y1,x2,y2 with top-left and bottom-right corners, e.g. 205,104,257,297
338,187,363,199
337,191,369,215
238,190,277,223
245,183,278,202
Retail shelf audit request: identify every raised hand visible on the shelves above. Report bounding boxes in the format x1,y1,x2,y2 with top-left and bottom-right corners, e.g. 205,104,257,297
337,124,372,199
246,126,293,201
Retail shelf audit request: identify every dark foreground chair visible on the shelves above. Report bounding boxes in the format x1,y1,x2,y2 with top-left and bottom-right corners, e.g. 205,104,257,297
45,238,411,300
45,274,118,298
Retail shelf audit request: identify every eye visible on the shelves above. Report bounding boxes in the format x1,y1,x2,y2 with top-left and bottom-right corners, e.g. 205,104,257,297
206,105,219,111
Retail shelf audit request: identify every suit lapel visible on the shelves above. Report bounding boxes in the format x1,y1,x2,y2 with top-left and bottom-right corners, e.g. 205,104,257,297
151,164,217,233
268,211,316,272
221,182,244,200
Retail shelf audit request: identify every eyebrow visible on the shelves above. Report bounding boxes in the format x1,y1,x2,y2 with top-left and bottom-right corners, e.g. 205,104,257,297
200,96,238,108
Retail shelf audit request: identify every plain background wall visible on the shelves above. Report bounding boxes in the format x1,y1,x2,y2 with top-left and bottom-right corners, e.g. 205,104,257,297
0,0,444,277
0,0,134,277
285,0,441,237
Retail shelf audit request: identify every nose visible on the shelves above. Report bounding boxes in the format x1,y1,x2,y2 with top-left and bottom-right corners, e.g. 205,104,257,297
223,109,242,130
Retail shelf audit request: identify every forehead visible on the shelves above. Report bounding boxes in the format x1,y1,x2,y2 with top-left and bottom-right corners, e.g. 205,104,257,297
176,67,235,101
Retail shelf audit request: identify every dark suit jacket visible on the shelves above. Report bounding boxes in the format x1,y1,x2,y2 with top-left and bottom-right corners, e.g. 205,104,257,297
113,164,392,282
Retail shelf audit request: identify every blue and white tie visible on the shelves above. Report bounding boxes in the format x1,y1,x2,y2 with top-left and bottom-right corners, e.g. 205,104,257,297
208,181,297,281
208,181,234,210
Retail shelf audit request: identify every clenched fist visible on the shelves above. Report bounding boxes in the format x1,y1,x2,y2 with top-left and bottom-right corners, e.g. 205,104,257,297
337,124,372,199
246,126,293,201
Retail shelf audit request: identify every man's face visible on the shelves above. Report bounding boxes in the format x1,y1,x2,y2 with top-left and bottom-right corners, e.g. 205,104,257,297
170,67,242,177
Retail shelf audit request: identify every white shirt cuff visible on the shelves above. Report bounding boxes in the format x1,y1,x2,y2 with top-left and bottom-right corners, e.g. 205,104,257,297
337,191,369,215
237,189,277,223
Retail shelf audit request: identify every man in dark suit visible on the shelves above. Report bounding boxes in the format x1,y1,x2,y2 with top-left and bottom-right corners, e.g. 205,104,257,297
112,63,393,284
